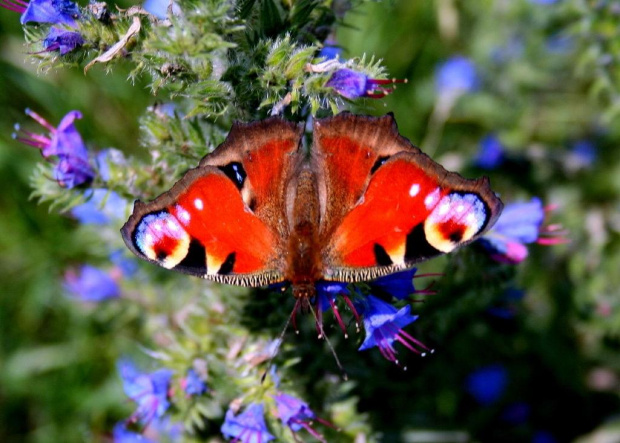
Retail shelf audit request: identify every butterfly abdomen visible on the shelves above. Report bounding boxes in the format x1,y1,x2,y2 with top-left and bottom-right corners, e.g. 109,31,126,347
286,167,323,298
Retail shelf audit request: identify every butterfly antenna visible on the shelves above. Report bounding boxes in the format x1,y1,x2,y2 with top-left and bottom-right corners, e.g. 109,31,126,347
307,302,348,381
260,298,300,384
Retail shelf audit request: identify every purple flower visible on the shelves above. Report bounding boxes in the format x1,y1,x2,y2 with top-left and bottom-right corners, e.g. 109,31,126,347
465,364,508,406
357,295,430,363
221,403,275,443
13,109,94,188
64,265,120,302
43,27,84,55
435,56,478,98
182,369,207,396
118,359,173,424
70,189,127,225
479,198,568,263
325,68,406,99
529,0,559,4
274,393,329,441
474,134,506,170
113,421,156,443
0,0,80,26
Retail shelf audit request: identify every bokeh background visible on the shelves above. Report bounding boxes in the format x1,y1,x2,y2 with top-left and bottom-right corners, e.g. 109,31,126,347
1,0,620,442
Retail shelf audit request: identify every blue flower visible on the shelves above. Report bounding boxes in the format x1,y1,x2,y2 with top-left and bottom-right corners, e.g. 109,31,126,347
113,421,156,443
465,364,508,406
13,109,94,188
113,417,183,443
318,38,342,60
314,281,359,336
325,68,405,99
43,27,83,55
479,197,567,263
182,369,207,396
70,189,127,225
221,403,275,443
529,0,559,4
370,268,418,300
64,265,120,302
0,0,81,26
110,250,138,278
487,288,525,319
143,0,179,19
274,393,330,441
501,401,530,424
473,134,506,170
565,140,596,172
546,33,573,54
118,360,173,424
357,295,429,363
435,56,478,98
532,430,557,443
490,37,524,64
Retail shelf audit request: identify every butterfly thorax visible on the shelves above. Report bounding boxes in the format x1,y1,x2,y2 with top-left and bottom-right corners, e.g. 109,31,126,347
287,167,322,299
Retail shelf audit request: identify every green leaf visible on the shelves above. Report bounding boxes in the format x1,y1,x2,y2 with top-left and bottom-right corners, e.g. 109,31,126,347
237,0,258,18
260,0,285,37
290,0,319,28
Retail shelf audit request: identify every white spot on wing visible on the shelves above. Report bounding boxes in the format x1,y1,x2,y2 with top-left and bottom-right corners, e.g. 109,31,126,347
194,198,204,210
424,188,441,209
409,183,420,197
176,206,191,224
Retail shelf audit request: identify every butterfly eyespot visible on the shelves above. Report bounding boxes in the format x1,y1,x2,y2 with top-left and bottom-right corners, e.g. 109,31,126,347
423,192,487,253
218,162,247,190
134,212,191,269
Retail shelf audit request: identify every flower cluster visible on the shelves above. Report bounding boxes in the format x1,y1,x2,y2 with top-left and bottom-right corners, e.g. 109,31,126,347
313,269,434,365
1,0,84,54
222,392,333,443
114,360,215,441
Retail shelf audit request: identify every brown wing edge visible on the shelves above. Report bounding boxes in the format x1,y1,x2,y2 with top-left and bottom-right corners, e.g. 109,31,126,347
199,117,304,167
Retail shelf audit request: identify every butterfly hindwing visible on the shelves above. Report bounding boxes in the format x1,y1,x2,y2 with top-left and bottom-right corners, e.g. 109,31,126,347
121,118,304,286
313,113,503,282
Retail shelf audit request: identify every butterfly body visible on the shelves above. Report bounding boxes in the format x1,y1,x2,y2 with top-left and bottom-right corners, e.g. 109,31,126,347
122,113,503,298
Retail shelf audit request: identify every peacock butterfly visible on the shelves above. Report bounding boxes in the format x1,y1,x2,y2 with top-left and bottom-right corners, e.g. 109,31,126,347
121,113,503,302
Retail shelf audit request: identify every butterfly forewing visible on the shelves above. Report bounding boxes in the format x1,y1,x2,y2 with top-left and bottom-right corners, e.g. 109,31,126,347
121,118,304,287
313,113,503,282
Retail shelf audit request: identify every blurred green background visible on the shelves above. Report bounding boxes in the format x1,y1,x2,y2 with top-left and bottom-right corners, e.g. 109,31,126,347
2,0,620,442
